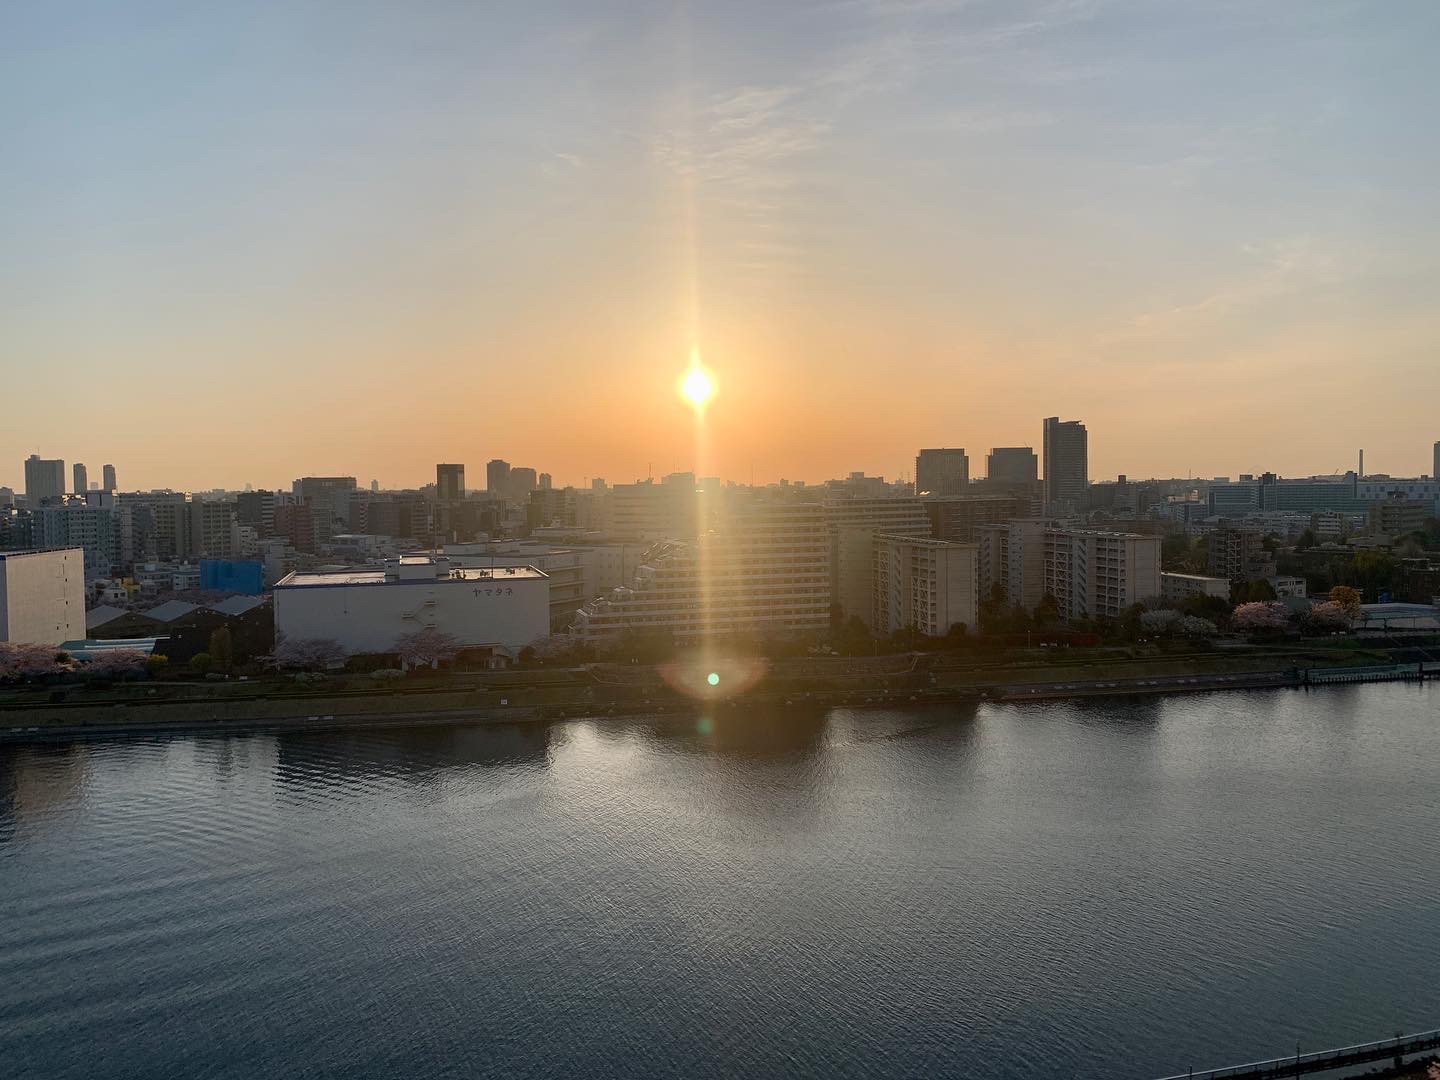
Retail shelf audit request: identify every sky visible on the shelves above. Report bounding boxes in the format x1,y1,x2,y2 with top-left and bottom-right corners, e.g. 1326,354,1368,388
4,0,1439,491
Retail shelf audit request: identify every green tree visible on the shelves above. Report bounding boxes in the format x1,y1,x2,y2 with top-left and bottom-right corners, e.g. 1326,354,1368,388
208,627,234,672
1232,579,1277,604
1034,593,1061,628
1349,550,1401,600
189,652,213,673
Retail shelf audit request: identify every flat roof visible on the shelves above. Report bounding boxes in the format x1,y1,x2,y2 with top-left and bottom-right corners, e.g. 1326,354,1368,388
278,565,547,588
0,546,84,559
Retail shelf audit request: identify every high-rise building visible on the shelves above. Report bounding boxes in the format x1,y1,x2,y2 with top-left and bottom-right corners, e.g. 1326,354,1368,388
1042,417,1088,509
915,448,969,496
235,490,276,537
31,500,134,580
1433,441,1439,481
436,463,465,502
188,501,239,558
603,481,703,540
292,476,357,538
117,492,190,560
273,502,318,553
538,472,553,491
102,464,117,491
487,459,511,495
24,455,66,505
986,447,1038,487
72,463,88,495
507,467,538,501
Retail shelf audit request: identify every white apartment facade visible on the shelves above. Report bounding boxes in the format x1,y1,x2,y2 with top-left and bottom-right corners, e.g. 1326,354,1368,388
1044,529,1162,620
980,521,1160,619
872,534,978,636
1160,572,1231,602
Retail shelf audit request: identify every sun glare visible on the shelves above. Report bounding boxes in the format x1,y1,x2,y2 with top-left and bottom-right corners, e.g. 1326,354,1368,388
681,364,715,411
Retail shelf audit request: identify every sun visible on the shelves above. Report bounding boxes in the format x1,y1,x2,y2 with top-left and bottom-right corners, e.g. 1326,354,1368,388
680,364,715,411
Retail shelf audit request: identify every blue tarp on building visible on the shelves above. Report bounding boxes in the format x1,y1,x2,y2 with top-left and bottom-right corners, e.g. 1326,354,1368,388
199,559,264,595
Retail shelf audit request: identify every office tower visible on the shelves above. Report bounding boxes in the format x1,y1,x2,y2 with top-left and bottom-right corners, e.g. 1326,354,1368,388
1042,417,1088,509
1434,441,1439,480
487,459,510,494
538,472,553,491
507,467,538,501
292,476,357,538
436,463,465,501
914,448,969,496
986,447,1038,487
72,463,88,495
24,454,66,504
370,479,379,493
102,464,117,491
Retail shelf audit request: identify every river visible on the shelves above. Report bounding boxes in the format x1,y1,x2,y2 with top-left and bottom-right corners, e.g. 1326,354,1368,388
3,682,1438,1079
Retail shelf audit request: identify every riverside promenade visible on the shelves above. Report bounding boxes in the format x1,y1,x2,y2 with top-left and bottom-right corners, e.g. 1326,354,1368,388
2,656,1431,743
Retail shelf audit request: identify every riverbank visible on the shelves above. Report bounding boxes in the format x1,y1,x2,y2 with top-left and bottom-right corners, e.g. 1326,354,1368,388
2,650,1430,743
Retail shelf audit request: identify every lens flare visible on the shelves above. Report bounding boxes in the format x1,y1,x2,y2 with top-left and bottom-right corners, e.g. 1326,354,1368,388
658,654,767,701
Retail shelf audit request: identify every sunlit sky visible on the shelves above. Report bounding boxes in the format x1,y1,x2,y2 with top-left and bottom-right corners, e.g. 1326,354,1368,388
4,1,1438,491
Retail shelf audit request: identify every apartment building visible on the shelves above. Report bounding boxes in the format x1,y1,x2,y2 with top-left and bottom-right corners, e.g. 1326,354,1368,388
571,498,830,642
872,534,978,636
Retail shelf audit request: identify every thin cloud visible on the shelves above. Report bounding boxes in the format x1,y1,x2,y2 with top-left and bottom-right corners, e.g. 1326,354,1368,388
1098,236,1355,348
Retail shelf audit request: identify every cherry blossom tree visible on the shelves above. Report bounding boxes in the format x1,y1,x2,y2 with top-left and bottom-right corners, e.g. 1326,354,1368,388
83,649,150,678
0,642,75,682
393,627,462,670
264,635,347,671
1231,601,1292,633
1305,600,1352,632
1139,610,1181,635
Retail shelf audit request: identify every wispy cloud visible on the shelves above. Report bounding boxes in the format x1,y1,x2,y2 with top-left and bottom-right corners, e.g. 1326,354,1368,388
650,0,1107,276
929,105,1056,134
1098,236,1356,348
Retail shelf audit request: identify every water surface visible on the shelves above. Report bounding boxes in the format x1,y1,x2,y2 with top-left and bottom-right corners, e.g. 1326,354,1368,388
3,683,1438,1079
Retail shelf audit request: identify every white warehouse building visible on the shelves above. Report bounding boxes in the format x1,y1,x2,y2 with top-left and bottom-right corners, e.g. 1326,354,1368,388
273,556,549,661
0,548,87,645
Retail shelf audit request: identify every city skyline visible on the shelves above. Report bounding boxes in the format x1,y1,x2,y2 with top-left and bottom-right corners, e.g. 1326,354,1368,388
7,436,1439,496
4,2,1439,489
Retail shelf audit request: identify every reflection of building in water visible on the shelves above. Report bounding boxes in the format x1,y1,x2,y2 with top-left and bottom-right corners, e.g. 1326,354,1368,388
0,744,91,830
273,723,553,787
